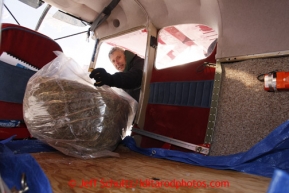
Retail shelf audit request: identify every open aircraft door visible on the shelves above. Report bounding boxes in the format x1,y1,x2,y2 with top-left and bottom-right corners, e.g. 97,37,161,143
132,24,219,154
89,0,219,154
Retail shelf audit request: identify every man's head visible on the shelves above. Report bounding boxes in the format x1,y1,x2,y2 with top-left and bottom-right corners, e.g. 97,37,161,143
109,47,126,72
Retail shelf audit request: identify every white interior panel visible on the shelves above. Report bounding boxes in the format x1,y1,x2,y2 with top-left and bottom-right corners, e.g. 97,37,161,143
43,0,289,59
216,0,289,59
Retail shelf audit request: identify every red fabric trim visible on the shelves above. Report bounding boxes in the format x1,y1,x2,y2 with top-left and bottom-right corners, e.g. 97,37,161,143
140,104,211,151
0,123,31,139
0,102,23,120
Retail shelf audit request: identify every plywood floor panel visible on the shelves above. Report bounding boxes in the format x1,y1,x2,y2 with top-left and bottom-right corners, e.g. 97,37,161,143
32,146,270,193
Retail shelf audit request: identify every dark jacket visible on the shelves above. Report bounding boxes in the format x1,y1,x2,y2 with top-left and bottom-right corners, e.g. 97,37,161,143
111,50,144,101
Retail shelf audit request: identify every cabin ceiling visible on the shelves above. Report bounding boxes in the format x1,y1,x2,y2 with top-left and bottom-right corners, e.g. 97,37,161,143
43,0,289,59
43,0,220,37
43,0,208,28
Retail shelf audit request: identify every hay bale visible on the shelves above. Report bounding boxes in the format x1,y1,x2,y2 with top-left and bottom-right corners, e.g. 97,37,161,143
23,77,131,159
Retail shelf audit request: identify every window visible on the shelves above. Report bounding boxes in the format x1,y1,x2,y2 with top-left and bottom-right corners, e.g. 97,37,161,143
95,28,147,73
2,0,95,67
155,24,217,69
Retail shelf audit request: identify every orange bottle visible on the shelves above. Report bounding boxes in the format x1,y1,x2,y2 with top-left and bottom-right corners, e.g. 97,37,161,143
264,71,289,91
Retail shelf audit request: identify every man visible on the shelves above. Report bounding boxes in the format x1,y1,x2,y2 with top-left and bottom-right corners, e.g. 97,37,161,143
89,47,144,102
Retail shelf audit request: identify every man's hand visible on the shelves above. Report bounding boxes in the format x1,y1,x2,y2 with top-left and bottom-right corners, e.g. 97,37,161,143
89,68,112,87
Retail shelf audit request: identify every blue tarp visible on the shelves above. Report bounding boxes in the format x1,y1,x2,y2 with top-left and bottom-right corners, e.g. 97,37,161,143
122,120,289,178
267,169,289,193
0,136,54,193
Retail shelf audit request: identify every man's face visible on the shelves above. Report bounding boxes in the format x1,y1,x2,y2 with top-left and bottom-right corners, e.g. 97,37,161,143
109,50,126,72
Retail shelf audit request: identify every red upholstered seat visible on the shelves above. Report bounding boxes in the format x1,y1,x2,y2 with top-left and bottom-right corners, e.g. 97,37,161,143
0,23,63,139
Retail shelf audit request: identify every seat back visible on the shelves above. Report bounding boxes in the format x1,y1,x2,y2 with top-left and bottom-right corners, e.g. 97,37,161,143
0,23,62,139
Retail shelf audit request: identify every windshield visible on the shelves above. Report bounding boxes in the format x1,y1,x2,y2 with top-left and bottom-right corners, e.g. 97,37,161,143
2,0,95,67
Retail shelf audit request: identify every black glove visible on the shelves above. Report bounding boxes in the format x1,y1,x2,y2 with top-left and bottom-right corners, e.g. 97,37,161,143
89,68,113,87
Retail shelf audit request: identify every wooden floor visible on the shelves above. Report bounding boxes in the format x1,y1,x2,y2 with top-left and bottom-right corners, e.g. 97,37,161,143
32,146,271,193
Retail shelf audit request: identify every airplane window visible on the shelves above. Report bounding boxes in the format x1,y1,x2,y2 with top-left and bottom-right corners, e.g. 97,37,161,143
2,0,95,67
95,28,147,73
155,24,218,69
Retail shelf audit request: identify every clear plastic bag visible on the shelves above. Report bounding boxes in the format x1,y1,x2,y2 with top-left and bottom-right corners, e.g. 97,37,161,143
23,52,138,159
